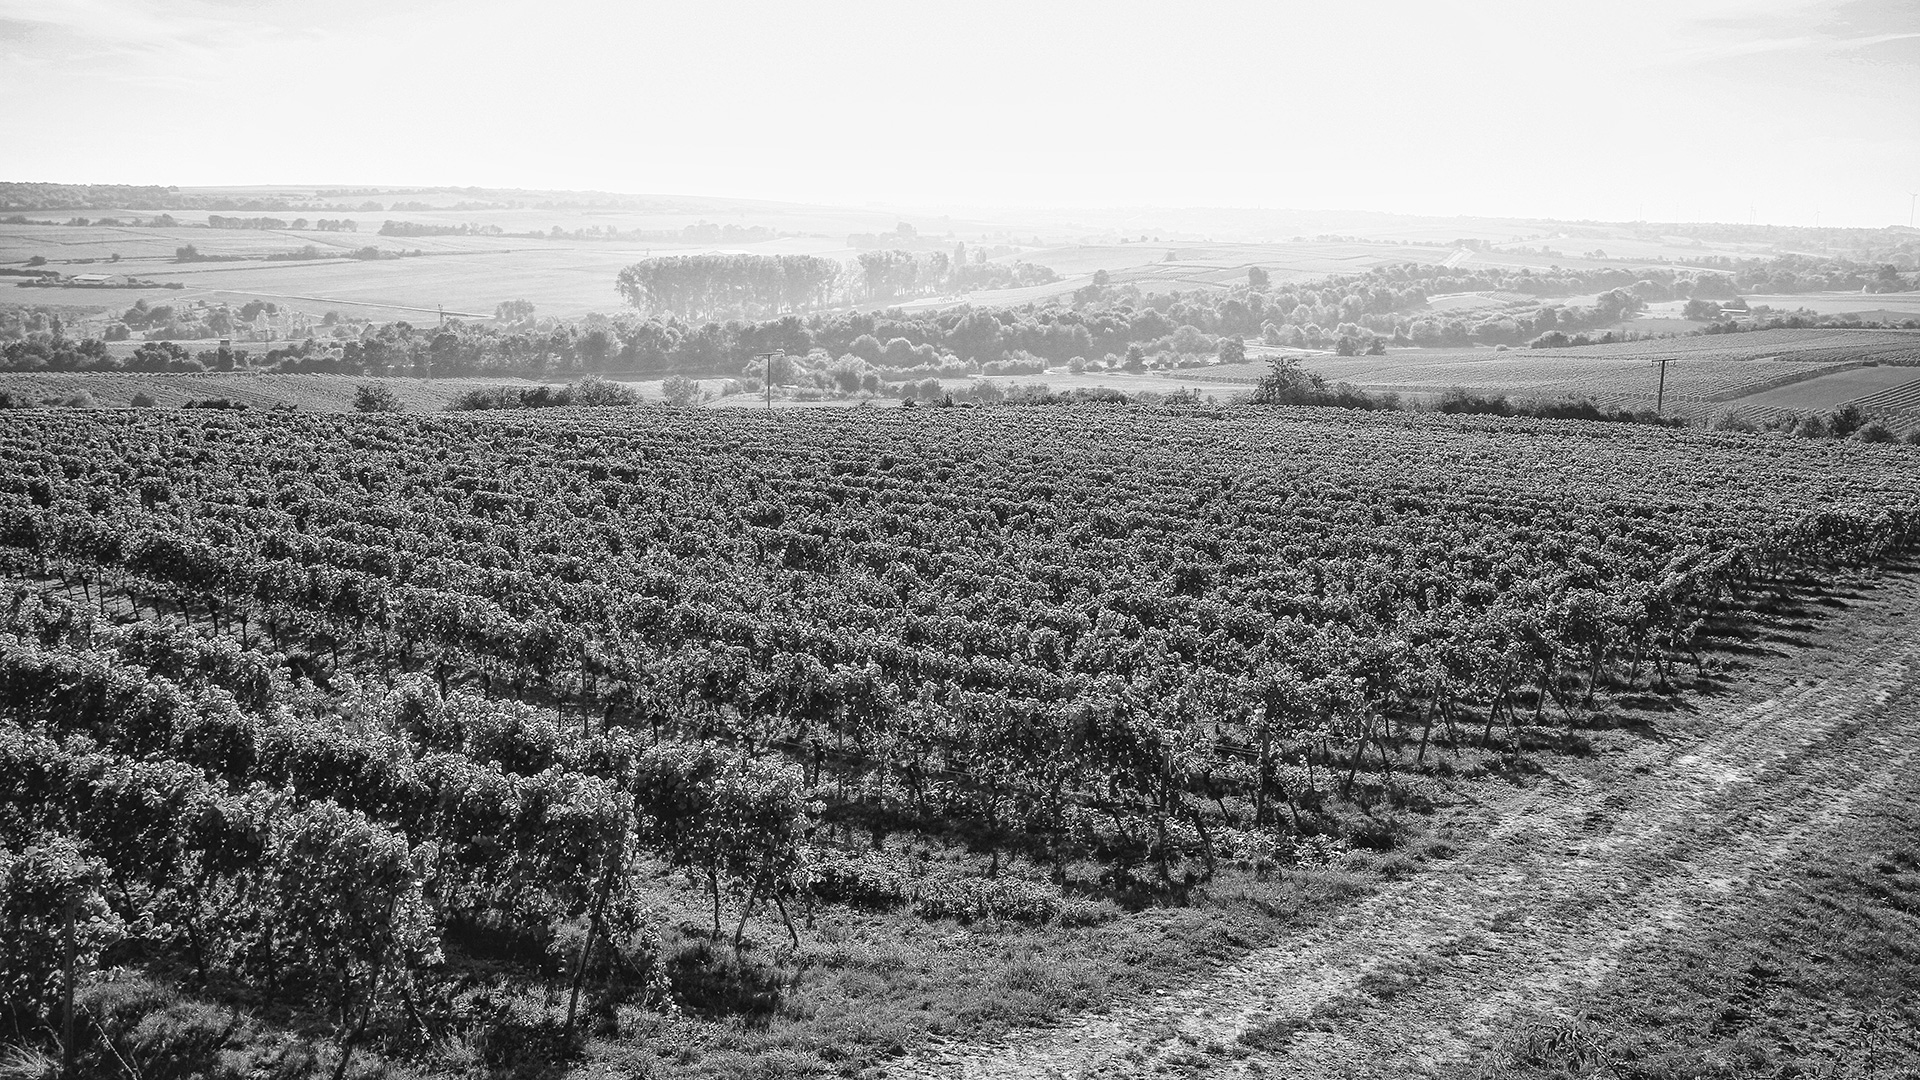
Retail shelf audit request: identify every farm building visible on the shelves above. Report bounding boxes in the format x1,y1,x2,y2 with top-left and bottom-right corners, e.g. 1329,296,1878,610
67,273,125,286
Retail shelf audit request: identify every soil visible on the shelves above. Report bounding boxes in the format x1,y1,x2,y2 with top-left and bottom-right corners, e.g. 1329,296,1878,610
887,570,1920,1078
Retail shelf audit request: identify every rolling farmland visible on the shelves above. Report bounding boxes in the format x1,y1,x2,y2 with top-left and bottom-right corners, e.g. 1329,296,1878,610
1188,329,1920,419
0,372,548,411
1720,364,1920,413
1849,376,1920,414
0,372,741,411
7,189,1869,326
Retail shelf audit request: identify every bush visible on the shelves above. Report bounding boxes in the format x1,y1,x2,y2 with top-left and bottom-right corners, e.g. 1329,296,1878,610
448,385,520,410
1437,388,1511,415
1793,413,1830,439
1708,408,1757,433
565,374,640,407
1853,422,1898,444
660,374,701,407
129,392,157,408
353,383,402,413
448,378,639,411
1827,402,1866,438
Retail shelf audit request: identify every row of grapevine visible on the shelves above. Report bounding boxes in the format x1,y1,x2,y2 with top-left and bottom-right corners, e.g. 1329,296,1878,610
1,405,1916,1073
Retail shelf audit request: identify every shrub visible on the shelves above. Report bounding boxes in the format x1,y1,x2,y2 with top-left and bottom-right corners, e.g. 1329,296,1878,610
1437,388,1511,415
660,374,701,407
1853,422,1898,444
1793,413,1830,439
448,386,520,410
565,374,640,407
353,383,402,413
129,392,157,408
448,378,639,411
1827,402,1866,438
1709,408,1757,433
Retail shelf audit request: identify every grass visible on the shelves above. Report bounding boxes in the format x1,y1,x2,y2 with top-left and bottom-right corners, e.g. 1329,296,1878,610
1464,749,1920,1079
576,864,1378,1079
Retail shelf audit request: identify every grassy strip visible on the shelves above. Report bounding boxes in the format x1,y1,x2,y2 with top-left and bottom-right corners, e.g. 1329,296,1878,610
576,866,1377,1080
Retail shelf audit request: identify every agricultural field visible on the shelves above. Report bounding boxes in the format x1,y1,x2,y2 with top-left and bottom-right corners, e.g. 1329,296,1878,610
7,189,1841,327
1696,292,1920,319
0,230,760,323
0,372,546,411
0,372,748,412
1722,365,1920,414
1192,329,1920,417
1849,376,1920,415
2,405,1918,1079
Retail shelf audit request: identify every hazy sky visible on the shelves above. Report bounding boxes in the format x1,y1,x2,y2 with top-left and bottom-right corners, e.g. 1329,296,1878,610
4,0,1916,226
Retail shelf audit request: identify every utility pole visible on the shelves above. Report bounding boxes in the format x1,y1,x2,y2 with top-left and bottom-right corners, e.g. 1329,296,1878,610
1910,192,1918,229
1651,358,1672,416
753,351,783,410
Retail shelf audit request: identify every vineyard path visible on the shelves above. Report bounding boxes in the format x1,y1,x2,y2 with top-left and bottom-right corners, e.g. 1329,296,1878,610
887,570,1920,1079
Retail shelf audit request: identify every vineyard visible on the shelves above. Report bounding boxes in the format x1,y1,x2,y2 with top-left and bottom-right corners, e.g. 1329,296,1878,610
1850,375,1920,414
2,406,1919,1079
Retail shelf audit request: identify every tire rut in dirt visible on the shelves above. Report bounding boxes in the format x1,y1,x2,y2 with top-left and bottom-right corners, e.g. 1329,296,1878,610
888,575,1920,1080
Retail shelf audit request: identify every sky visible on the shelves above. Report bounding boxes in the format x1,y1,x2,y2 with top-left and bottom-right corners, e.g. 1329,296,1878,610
2,0,1917,227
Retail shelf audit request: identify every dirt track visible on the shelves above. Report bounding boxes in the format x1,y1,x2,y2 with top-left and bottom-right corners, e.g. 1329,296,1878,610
888,572,1920,1079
